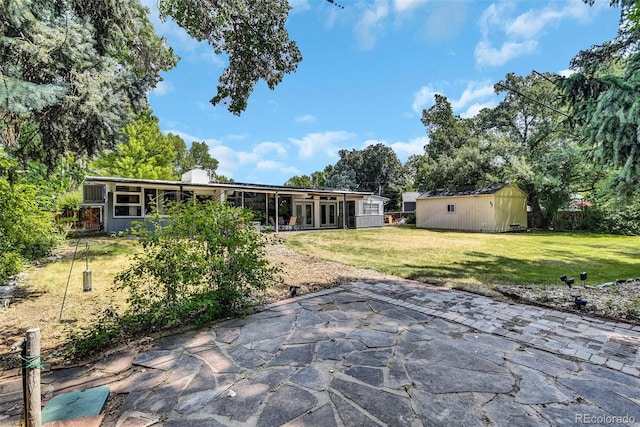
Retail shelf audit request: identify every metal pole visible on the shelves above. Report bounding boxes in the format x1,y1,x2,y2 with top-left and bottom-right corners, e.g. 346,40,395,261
24,328,41,427
275,192,279,233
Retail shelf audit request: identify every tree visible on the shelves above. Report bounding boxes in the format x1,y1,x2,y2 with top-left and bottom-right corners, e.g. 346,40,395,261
0,0,177,168
1,0,303,170
284,165,333,188
412,95,496,192
421,94,469,159
491,72,581,228
91,110,177,180
327,144,406,210
559,0,640,198
158,0,302,114
172,136,219,177
312,165,334,188
284,175,314,188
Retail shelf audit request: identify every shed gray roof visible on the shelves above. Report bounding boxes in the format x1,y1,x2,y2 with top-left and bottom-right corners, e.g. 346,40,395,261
418,183,511,198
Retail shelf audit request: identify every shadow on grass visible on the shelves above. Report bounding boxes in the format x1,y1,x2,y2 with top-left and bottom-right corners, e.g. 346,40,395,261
403,251,639,286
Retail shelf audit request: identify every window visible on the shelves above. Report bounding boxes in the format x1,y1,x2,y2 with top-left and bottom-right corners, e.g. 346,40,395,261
447,204,455,213
363,201,380,215
83,184,105,204
114,186,142,217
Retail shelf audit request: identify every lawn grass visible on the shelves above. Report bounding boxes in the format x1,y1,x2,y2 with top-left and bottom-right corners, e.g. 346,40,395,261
0,237,140,365
285,227,640,289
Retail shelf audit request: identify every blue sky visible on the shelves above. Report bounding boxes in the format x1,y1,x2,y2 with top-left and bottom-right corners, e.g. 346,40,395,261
144,0,621,184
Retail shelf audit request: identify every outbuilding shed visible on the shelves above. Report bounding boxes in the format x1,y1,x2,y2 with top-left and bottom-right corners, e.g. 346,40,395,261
415,184,527,232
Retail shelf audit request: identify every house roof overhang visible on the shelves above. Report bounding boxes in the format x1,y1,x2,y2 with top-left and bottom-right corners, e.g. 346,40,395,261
84,176,374,198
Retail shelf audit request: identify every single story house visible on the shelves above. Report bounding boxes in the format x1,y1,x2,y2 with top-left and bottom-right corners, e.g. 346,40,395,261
415,184,527,232
81,168,387,234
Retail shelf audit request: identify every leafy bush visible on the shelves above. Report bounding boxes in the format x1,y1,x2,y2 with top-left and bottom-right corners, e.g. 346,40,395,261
69,200,281,356
55,191,82,212
0,178,59,260
405,213,416,224
577,200,640,235
0,252,23,283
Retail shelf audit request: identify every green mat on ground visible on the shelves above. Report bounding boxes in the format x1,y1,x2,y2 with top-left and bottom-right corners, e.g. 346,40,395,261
41,386,109,423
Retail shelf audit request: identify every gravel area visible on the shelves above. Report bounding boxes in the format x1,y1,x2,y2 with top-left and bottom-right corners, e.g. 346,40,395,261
498,279,640,324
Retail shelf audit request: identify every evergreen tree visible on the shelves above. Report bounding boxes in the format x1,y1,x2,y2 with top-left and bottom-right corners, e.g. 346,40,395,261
1,0,302,169
560,0,640,198
0,0,177,168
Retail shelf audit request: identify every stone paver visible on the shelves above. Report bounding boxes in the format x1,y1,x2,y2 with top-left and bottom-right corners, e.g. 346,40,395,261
1,278,639,426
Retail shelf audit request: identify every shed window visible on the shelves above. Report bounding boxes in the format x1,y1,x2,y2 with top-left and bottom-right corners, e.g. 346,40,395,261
363,201,380,215
447,204,455,213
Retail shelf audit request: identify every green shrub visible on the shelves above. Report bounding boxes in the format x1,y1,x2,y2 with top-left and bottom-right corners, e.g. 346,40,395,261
578,201,640,235
55,191,82,212
0,178,59,260
405,213,416,224
69,200,281,356
0,252,23,283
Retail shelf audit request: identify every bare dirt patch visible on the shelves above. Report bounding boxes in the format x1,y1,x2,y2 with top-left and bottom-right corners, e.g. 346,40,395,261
0,235,392,373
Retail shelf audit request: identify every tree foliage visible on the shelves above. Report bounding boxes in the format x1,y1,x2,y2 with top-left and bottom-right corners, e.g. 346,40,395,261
413,95,497,192
327,143,406,210
560,0,640,198
284,165,333,188
158,0,302,114
490,72,581,227
91,110,177,180
173,137,219,177
1,0,304,170
0,0,177,167
284,175,313,188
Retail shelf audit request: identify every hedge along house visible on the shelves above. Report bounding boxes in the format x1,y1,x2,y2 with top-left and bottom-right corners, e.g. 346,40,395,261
415,184,527,232
81,168,387,234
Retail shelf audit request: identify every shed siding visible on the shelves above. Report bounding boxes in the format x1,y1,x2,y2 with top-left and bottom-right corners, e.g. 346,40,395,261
416,195,496,231
494,186,527,232
416,184,527,232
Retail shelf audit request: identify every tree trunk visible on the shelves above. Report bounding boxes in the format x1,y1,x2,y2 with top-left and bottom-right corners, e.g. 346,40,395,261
527,187,548,229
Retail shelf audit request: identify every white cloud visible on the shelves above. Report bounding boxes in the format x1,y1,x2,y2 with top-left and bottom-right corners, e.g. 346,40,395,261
558,68,575,77
198,50,226,68
289,131,354,159
289,0,311,13
254,141,287,157
209,145,238,179
412,85,440,113
393,0,428,13
389,136,428,159
163,129,221,146
475,39,538,67
507,1,597,39
257,160,300,175
475,0,601,68
150,80,175,96
460,101,498,119
450,81,495,110
478,2,513,39
355,0,389,50
295,114,317,123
